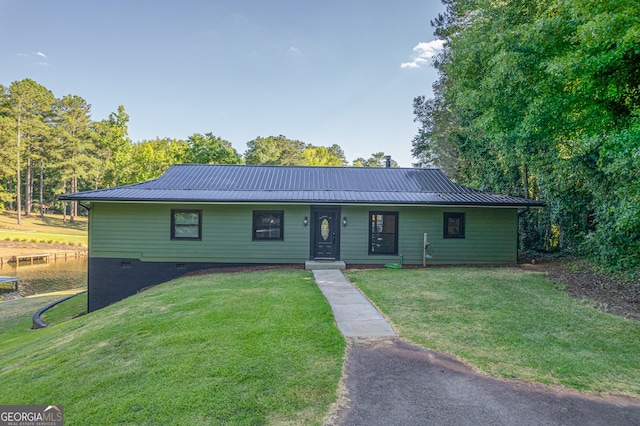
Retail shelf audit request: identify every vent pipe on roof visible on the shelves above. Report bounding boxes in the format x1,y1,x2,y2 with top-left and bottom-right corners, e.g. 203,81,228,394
385,156,391,168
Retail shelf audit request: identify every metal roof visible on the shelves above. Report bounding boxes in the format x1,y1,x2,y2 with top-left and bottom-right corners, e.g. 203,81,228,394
59,164,545,207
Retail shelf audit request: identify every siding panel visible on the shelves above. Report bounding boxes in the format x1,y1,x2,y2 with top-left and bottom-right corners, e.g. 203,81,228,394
90,203,310,263
338,206,517,265
90,203,518,265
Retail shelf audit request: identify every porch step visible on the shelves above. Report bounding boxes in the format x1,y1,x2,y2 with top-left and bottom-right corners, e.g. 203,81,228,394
305,260,346,270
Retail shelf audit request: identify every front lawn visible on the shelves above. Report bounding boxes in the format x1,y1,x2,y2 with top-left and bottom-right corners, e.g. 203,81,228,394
0,270,345,425
348,267,640,397
0,211,87,248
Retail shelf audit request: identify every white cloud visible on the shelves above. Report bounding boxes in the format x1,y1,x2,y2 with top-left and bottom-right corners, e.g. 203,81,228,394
400,40,445,69
288,46,302,56
16,51,50,66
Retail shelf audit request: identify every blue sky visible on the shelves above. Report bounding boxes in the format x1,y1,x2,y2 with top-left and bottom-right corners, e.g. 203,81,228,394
1,0,445,167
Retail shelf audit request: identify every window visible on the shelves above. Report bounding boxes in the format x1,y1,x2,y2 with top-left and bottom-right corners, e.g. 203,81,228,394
253,211,284,241
171,210,202,240
369,212,398,255
443,212,465,238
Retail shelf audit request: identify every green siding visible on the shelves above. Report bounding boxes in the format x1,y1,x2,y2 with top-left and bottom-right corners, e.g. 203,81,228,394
430,207,517,264
89,203,518,265
90,203,309,263
339,206,517,265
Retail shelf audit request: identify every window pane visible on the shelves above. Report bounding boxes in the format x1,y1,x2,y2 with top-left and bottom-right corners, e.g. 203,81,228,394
369,212,398,255
175,212,199,225
171,210,201,240
174,224,199,238
383,214,396,232
443,212,465,238
447,217,461,236
253,211,284,240
371,233,397,253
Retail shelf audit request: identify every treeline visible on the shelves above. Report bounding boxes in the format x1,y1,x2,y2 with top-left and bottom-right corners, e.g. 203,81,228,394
413,0,639,272
0,79,395,223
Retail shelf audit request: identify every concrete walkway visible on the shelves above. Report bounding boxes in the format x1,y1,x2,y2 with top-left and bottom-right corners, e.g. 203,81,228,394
312,269,395,338
311,269,640,425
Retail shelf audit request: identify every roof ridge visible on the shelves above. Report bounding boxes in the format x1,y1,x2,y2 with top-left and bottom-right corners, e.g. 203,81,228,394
170,163,439,171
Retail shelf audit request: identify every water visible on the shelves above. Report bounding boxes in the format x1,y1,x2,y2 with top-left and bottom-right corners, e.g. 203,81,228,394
0,258,87,297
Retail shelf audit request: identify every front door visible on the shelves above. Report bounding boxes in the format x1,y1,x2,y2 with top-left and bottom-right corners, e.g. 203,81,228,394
311,207,341,259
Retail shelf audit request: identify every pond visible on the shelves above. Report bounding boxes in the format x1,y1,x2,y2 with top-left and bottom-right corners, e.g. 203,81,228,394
0,258,87,297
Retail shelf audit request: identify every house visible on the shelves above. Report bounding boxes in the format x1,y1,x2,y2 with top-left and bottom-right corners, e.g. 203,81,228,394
60,164,544,312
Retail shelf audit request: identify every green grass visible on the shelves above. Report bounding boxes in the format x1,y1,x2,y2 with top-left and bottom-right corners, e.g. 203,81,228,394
40,292,88,325
0,211,87,245
0,295,62,340
348,267,640,397
0,270,345,425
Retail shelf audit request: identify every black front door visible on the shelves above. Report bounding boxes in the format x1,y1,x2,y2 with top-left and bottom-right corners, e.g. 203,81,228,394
311,207,340,259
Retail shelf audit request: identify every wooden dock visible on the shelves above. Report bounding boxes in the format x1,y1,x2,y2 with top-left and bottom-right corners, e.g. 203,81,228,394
49,251,87,261
11,254,50,265
0,251,87,266
0,276,19,292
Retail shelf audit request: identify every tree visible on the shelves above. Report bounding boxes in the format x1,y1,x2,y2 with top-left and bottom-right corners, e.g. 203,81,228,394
186,133,242,164
415,0,640,270
3,79,55,223
244,135,307,165
130,138,190,182
55,94,97,222
34,104,58,217
0,85,15,209
553,0,640,269
93,105,133,188
303,145,347,166
352,152,398,167
411,93,462,176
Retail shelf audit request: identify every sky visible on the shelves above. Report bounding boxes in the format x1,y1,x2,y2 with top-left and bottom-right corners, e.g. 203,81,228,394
0,0,445,167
